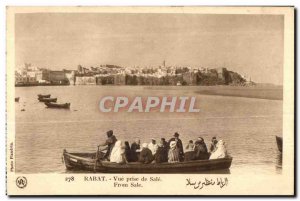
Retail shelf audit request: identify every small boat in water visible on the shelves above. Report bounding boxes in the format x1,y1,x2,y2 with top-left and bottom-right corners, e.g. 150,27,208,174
45,102,70,109
39,97,57,103
63,149,233,173
276,136,282,152
38,94,51,98
15,97,20,102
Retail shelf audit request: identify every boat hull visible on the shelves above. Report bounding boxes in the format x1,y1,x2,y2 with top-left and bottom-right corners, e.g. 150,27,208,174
45,102,70,109
38,94,51,98
39,98,57,102
276,136,282,152
63,150,232,173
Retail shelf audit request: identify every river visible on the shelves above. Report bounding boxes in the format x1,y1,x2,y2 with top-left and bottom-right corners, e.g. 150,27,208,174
15,85,282,174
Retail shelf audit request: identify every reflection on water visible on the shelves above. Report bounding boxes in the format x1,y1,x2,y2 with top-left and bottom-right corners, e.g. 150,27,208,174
65,169,231,174
198,168,231,174
275,152,282,174
15,86,283,174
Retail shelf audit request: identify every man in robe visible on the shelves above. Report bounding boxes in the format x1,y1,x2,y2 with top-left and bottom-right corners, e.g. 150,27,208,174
98,130,117,161
209,137,218,153
148,138,159,156
130,138,141,162
154,139,168,163
168,141,180,163
194,137,209,160
139,143,154,164
209,140,228,159
168,132,184,161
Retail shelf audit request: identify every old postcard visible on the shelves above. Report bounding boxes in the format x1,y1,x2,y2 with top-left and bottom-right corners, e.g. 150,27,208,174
6,6,294,195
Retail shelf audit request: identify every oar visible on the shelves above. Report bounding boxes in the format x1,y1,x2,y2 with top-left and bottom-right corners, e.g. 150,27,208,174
94,145,100,172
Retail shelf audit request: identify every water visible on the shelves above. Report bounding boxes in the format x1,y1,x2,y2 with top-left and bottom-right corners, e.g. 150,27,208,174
15,85,282,174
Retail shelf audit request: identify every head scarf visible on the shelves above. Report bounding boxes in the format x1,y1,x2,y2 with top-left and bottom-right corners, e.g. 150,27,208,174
124,141,130,150
209,140,227,159
157,141,163,147
170,141,177,150
110,140,124,163
111,140,121,149
217,139,225,146
142,143,148,149
197,137,204,143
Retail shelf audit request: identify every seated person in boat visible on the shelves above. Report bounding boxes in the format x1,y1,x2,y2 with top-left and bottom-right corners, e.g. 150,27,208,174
124,141,132,162
185,140,195,151
209,136,218,153
193,137,209,160
148,138,159,156
184,140,195,161
98,130,117,161
154,139,168,163
168,132,184,161
110,140,128,164
130,138,141,162
138,143,154,164
209,140,228,159
168,141,180,163
161,138,169,149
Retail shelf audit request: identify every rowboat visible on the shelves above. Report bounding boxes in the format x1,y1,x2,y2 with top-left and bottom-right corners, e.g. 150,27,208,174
276,136,282,152
15,97,20,102
45,102,70,109
38,94,51,98
63,149,233,173
39,97,57,103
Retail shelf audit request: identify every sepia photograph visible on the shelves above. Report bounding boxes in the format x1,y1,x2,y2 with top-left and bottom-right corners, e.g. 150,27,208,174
6,6,294,195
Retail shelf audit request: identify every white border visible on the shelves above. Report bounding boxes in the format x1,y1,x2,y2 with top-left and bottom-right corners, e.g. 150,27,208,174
1,1,298,200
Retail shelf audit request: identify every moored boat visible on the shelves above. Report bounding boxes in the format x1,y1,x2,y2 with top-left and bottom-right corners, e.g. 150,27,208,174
63,149,233,173
38,94,51,98
39,97,57,103
276,136,282,152
15,97,20,102
45,102,70,109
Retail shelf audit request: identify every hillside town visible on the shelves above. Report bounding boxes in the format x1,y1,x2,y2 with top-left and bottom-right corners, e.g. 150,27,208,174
15,62,253,87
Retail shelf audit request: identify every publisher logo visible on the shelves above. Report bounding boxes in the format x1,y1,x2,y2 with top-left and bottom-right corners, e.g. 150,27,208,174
16,176,27,189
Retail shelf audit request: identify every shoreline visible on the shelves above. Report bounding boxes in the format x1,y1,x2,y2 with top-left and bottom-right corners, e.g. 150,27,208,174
15,84,283,100
194,89,283,100
143,85,283,100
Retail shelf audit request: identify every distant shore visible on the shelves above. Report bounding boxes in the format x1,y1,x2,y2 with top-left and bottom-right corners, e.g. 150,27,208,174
143,85,283,100
195,86,283,100
15,83,69,87
15,84,283,100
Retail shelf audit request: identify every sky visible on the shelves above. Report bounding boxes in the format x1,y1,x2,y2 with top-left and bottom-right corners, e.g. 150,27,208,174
15,13,284,84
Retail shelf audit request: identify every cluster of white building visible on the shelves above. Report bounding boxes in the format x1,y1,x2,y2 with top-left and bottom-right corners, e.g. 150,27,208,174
15,63,73,85
15,62,250,86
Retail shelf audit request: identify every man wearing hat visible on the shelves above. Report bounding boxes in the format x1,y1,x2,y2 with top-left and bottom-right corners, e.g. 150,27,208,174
99,130,117,161
168,132,184,161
